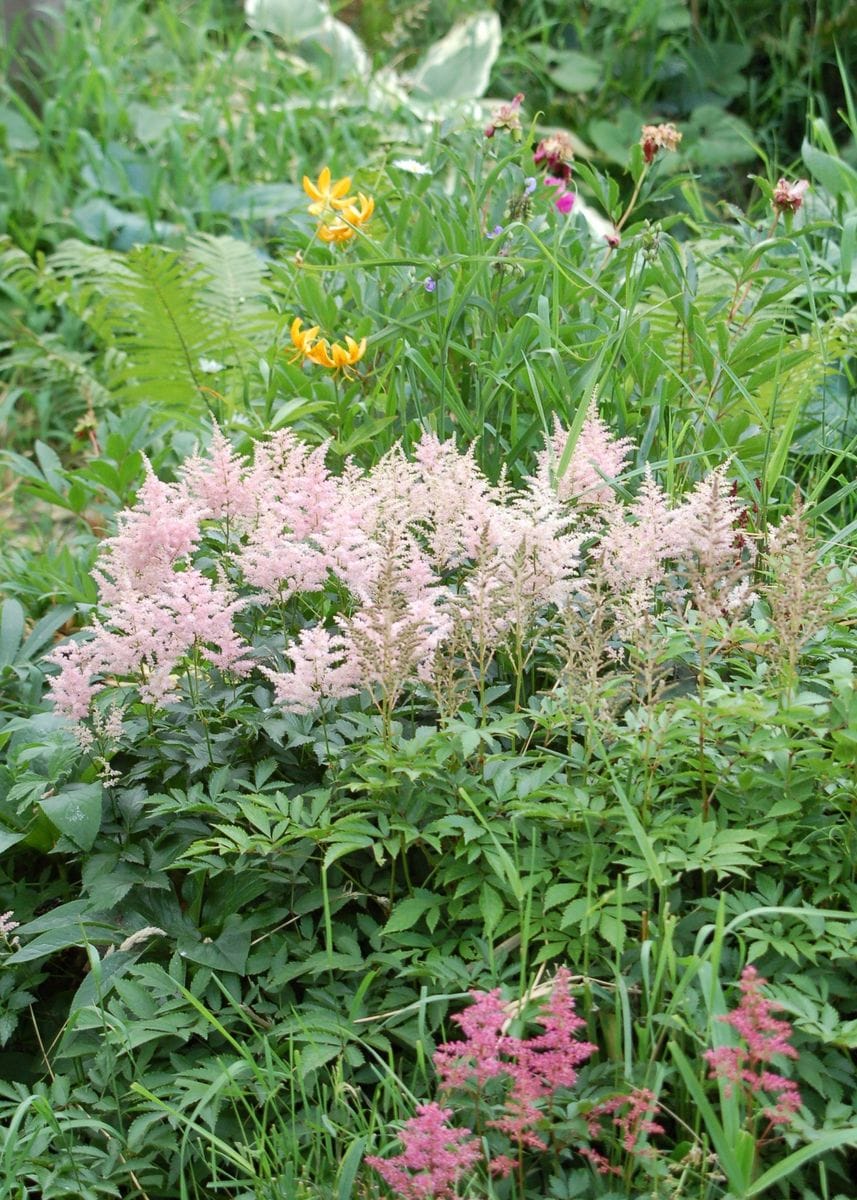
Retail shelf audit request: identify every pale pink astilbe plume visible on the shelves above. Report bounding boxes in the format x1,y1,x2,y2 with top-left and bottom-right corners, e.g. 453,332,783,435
102,465,202,591
235,431,347,600
411,433,498,567
459,490,580,653
365,1103,481,1200
704,965,802,1127
534,408,633,508
342,534,453,704
349,443,426,539
668,465,755,619
598,467,673,592
181,423,258,524
0,911,19,937
48,640,100,721
262,626,361,713
239,514,334,599
670,465,743,565
48,557,252,718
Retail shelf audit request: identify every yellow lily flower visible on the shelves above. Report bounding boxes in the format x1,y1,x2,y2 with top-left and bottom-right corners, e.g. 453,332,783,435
306,334,367,374
287,316,320,362
302,166,355,217
316,193,376,244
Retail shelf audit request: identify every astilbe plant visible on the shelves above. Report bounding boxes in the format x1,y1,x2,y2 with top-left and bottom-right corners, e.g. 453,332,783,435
46,412,760,747
367,967,809,1198
366,969,665,1197
705,965,802,1134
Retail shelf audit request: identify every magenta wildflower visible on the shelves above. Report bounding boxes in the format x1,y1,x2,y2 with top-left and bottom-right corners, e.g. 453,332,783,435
365,1103,481,1199
704,966,802,1127
435,969,596,1153
533,131,574,180
545,174,575,211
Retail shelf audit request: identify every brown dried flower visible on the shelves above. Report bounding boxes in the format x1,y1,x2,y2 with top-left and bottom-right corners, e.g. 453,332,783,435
640,123,682,164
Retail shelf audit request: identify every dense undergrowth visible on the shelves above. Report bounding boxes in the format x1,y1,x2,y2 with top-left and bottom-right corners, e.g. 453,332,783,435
0,1,856,1198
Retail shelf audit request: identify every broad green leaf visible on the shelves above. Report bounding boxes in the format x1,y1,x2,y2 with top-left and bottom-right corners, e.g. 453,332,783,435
0,828,26,855
802,139,857,202
7,922,112,965
548,50,601,94
244,0,327,39
383,892,439,934
410,12,501,101
39,782,103,851
0,599,25,669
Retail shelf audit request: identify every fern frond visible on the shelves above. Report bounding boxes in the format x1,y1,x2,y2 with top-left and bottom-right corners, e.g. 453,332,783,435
43,237,282,418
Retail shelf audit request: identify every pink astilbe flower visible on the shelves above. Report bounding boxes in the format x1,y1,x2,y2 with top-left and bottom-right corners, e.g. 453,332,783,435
513,967,596,1093
0,911,19,937
669,465,754,619
261,626,361,713
435,988,509,1090
585,1087,664,1155
599,468,673,586
534,409,633,508
365,1103,481,1200
489,968,597,1149
182,423,257,523
435,969,596,1153
704,966,802,1127
103,466,202,590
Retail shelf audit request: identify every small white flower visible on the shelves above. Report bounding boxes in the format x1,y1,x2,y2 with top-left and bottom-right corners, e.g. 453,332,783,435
391,158,432,176
198,357,226,374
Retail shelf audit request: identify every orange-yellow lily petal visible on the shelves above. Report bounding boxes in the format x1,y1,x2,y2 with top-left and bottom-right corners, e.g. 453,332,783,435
287,316,320,362
303,166,355,218
305,338,336,368
340,193,374,224
304,331,366,374
317,220,356,244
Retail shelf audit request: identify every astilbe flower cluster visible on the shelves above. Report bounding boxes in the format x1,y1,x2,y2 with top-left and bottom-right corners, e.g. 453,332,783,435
368,970,665,1195
704,965,802,1127
47,413,753,731
364,1103,482,1200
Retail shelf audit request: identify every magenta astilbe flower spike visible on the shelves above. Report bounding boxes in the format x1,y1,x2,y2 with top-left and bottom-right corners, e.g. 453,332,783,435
704,966,802,1126
434,988,509,1090
365,1103,481,1199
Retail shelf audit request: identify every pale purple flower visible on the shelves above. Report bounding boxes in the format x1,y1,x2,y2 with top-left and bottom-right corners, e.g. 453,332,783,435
488,224,504,238
524,176,537,195
424,276,436,293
